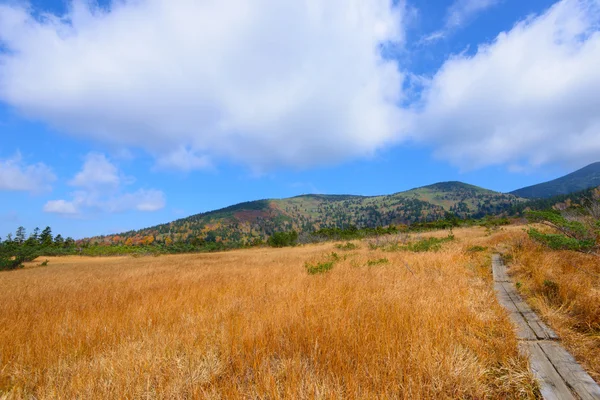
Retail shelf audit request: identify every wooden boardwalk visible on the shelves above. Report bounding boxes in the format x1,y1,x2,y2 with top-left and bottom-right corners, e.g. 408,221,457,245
492,254,600,400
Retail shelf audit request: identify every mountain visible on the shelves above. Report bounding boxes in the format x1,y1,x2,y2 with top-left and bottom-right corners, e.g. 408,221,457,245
511,162,600,199
512,184,600,214
96,181,521,246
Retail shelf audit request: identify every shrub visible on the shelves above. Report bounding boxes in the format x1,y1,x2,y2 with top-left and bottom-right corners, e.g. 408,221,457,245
335,242,358,251
268,231,299,248
368,234,454,253
305,261,334,275
526,210,597,253
527,228,595,252
366,258,389,266
406,235,455,253
0,257,22,271
0,247,38,271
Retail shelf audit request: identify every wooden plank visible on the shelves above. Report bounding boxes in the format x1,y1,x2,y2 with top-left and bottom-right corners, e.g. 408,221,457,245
494,282,519,311
526,318,559,341
494,282,538,340
492,254,510,282
507,312,539,341
524,342,576,400
492,254,600,399
500,282,559,341
539,341,600,400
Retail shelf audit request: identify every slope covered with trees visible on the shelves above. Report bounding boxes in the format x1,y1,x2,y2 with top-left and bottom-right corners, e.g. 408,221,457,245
89,181,521,247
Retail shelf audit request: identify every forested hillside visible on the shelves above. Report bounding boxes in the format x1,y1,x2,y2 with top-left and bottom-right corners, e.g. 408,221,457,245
90,182,521,246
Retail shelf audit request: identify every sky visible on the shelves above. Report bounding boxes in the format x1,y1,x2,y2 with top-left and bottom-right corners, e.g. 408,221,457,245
1,0,600,239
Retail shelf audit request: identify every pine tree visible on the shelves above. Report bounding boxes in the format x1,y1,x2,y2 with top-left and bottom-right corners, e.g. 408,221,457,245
25,227,40,247
15,227,26,245
40,226,53,247
32,227,40,242
54,234,65,246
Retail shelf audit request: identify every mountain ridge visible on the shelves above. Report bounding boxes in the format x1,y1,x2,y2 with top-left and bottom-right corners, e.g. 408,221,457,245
94,180,519,245
510,162,600,199
90,162,600,246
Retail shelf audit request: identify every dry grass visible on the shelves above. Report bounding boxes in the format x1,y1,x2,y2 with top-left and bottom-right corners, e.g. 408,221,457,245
503,229,600,382
0,227,538,399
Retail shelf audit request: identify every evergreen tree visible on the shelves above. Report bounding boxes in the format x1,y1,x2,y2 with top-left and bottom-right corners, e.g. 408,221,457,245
32,227,40,242
40,226,53,247
15,227,26,245
54,234,65,246
25,227,40,247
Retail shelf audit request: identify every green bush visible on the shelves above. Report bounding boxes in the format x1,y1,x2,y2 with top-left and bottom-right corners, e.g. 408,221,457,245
335,242,358,250
268,231,299,248
0,257,22,271
406,235,455,253
527,228,595,251
305,261,334,275
0,247,38,271
526,210,597,253
366,258,389,266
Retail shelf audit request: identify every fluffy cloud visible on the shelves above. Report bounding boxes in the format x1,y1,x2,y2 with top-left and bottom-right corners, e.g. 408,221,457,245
411,0,600,170
0,0,406,171
0,153,55,193
69,153,123,188
43,199,79,215
44,153,165,215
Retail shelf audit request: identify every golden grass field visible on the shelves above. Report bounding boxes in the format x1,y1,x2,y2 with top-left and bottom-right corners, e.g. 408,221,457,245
3,225,592,399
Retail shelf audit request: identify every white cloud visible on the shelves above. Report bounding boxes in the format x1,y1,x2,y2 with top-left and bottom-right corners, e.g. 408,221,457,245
70,153,123,188
410,0,600,170
421,0,500,43
446,0,500,29
44,153,165,215
0,152,55,193
0,0,406,172
43,199,78,215
155,147,212,172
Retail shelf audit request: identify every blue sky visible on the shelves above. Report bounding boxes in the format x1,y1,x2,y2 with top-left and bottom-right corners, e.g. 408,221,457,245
1,0,599,239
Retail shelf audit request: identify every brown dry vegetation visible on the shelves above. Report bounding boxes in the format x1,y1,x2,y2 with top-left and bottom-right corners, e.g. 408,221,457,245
502,229,600,382
0,227,540,399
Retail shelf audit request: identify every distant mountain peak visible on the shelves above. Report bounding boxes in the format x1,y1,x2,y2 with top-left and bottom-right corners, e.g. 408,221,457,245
422,181,492,191
398,181,498,195
511,162,600,199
